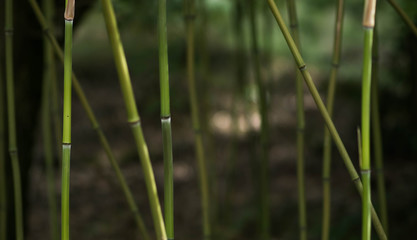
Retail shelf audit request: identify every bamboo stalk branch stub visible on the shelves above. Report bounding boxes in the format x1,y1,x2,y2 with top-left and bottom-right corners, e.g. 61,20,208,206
363,0,376,28
64,0,75,20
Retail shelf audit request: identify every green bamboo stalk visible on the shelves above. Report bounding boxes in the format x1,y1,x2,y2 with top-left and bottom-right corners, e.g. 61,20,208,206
157,0,174,238
42,0,59,239
322,1,344,239
28,2,151,238
266,1,387,239
387,0,417,38
361,1,377,239
184,0,212,239
371,25,389,235
286,0,307,239
248,0,270,239
5,0,24,238
0,39,7,240
100,0,167,239
61,1,75,239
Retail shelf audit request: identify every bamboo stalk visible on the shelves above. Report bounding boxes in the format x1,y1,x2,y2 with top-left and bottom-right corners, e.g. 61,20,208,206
184,0,212,239
286,0,307,239
42,0,59,239
100,0,167,239
371,25,389,235
322,1,344,239
266,1,387,239
248,0,270,239
157,0,174,238
61,1,75,239
361,1,377,239
28,2,151,239
5,0,24,238
0,39,7,240
387,0,417,38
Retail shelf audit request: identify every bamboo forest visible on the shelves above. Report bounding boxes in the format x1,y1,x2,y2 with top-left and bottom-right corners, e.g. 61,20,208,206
1,0,417,239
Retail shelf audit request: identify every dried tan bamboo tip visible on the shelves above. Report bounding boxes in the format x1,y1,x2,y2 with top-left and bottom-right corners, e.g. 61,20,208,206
363,0,376,28
64,0,75,21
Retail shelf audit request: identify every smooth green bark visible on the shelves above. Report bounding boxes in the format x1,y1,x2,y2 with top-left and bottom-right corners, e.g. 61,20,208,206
0,37,7,240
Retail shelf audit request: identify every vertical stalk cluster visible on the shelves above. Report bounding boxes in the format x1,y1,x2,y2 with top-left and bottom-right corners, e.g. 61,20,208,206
361,1,377,239
5,0,24,238
100,0,167,239
286,0,307,239
61,1,75,239
158,0,174,238
0,39,7,240
28,1,150,238
42,0,59,239
266,1,387,239
184,0,212,239
371,26,389,235
321,1,344,239
248,0,270,239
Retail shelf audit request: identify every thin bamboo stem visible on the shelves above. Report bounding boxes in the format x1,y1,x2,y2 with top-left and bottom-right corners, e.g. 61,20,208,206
371,26,389,235
28,2,151,239
0,39,7,240
5,0,24,238
248,0,270,239
387,0,417,38
184,0,211,239
61,1,75,239
361,1,376,239
266,1,387,239
100,0,167,239
158,0,174,238
286,0,307,239
322,1,344,239
42,0,59,239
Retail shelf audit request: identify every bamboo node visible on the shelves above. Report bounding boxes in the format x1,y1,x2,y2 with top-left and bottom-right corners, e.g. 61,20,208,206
129,119,141,126
290,23,298,29
362,0,376,28
331,62,340,68
352,177,360,182
361,169,371,174
64,0,75,21
299,65,307,71
5,29,14,35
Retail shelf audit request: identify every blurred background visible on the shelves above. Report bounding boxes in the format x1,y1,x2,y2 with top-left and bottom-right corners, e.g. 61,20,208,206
1,0,417,239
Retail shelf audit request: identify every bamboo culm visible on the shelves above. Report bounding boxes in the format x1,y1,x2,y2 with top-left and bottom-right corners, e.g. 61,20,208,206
248,0,270,239
100,0,167,239
371,25,389,235
42,0,59,238
266,1,387,239
322,1,345,240
158,0,174,238
361,1,377,239
0,37,7,240
28,1,151,239
286,0,307,239
184,0,212,238
5,0,24,238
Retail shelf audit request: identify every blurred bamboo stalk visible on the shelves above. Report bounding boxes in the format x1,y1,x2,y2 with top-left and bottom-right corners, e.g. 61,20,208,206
157,0,175,238
41,0,59,239
184,0,212,238
387,0,417,38
321,1,344,239
28,1,151,239
286,0,307,239
5,0,24,238
248,0,270,239
100,0,167,239
0,38,7,240
371,25,389,235
266,1,387,239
